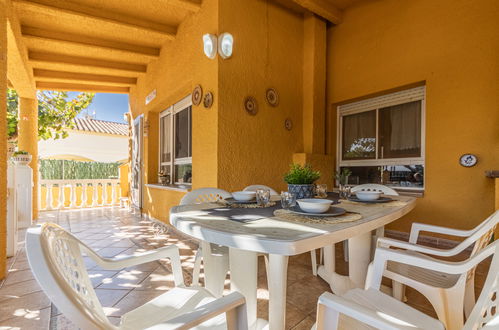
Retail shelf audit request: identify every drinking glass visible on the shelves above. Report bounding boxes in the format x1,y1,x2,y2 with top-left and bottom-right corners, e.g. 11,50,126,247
256,189,271,207
280,191,296,209
316,184,328,198
339,184,351,200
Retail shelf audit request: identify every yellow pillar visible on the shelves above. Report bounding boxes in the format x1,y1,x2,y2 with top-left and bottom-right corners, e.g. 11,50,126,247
0,0,8,279
17,97,38,220
302,13,326,154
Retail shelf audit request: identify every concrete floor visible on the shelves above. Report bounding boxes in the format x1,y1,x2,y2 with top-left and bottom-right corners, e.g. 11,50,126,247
0,207,491,329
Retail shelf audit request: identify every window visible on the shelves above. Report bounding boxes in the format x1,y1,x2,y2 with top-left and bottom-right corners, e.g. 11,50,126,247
159,95,192,185
337,86,425,190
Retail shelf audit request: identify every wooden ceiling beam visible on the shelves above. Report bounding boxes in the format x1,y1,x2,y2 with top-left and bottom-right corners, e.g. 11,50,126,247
14,0,177,39
22,26,161,58
34,69,137,86
29,52,148,74
36,81,130,94
161,0,202,12
293,0,343,24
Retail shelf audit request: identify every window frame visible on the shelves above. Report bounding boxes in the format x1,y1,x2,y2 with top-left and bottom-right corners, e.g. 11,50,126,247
337,86,426,168
159,95,192,185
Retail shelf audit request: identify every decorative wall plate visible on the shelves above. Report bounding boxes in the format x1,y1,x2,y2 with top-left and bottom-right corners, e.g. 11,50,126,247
192,85,203,106
203,92,213,108
284,118,293,130
244,96,258,115
459,154,477,167
266,88,279,107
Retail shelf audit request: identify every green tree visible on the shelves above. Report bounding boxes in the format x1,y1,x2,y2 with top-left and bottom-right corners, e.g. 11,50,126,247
7,89,95,140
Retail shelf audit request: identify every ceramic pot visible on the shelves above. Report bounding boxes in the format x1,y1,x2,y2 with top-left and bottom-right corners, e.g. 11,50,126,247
11,154,32,166
287,184,315,199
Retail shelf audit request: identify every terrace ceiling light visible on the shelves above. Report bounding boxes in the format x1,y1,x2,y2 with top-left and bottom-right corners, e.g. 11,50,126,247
218,32,233,59
203,34,217,59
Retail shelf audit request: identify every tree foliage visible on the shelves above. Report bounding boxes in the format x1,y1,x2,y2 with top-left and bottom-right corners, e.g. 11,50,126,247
7,89,95,140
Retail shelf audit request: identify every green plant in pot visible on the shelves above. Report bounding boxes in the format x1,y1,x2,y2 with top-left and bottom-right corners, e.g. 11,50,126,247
284,163,321,199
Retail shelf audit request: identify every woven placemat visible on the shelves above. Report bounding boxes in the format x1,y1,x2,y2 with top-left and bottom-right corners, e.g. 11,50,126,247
273,209,362,225
340,199,408,207
218,201,277,209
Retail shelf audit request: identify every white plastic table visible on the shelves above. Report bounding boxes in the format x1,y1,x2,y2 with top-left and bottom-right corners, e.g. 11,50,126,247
170,196,416,330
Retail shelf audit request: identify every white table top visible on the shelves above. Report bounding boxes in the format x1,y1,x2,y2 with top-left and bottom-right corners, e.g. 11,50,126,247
170,196,416,255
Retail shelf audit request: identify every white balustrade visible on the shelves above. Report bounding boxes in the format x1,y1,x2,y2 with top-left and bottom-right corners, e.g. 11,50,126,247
39,179,121,211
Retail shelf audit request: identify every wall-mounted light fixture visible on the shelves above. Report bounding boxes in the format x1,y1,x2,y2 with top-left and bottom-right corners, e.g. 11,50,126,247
203,32,233,59
218,32,233,59
203,34,217,59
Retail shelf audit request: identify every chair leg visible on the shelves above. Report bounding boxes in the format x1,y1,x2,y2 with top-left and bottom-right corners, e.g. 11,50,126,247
192,247,203,286
311,250,318,276
392,281,407,302
464,276,476,318
420,286,465,330
319,247,323,264
343,241,349,262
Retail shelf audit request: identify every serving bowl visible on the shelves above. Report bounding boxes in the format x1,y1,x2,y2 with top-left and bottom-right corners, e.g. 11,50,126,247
355,190,382,201
296,198,333,213
232,191,256,201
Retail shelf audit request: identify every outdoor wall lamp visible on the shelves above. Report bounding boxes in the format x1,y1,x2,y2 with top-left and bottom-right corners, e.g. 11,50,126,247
203,32,233,59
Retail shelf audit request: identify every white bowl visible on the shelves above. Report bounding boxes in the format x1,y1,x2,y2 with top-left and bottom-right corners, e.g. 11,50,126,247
296,199,332,214
355,190,382,201
232,191,256,201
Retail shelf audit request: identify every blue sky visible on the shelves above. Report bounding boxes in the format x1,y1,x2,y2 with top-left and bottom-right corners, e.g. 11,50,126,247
68,92,129,123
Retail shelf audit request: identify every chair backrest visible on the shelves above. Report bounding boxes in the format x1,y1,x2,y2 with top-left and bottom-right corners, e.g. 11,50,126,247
243,185,278,196
180,187,232,205
26,224,116,330
350,184,399,196
463,240,499,329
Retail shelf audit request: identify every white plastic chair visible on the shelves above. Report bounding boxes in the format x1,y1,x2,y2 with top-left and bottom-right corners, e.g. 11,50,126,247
180,188,232,296
315,238,499,330
311,184,399,275
243,185,278,196
26,223,248,330
376,210,499,329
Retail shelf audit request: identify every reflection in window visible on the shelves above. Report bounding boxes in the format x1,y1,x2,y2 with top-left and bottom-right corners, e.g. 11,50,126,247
342,165,424,189
342,110,376,160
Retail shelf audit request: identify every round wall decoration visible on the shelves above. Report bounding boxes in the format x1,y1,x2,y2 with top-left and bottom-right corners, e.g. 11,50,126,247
192,85,203,106
284,118,293,131
203,92,213,108
459,154,478,167
266,88,279,107
244,96,258,115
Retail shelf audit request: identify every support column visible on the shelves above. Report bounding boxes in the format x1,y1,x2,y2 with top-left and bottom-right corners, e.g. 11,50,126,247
302,13,326,154
17,97,38,220
0,0,8,280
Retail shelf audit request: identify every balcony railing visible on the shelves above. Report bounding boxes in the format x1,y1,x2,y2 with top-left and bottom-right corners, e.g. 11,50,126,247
39,179,121,211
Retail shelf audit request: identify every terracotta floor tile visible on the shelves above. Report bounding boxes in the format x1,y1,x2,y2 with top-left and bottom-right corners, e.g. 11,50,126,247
95,289,130,308
96,269,151,290
87,270,120,287
4,269,35,286
108,289,164,317
0,306,50,329
0,279,42,302
0,291,51,322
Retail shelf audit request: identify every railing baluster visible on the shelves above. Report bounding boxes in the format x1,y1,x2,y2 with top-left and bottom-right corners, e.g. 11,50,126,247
70,184,76,208
111,182,116,205
58,184,64,209
82,182,88,208
92,182,98,207
103,182,108,206
46,184,52,210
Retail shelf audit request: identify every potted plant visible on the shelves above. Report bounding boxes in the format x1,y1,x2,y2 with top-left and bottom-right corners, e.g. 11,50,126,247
11,150,32,166
158,170,170,185
284,163,321,199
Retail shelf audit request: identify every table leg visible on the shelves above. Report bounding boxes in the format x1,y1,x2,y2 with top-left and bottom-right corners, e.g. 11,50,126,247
201,241,229,298
317,231,372,295
268,254,289,330
230,247,258,330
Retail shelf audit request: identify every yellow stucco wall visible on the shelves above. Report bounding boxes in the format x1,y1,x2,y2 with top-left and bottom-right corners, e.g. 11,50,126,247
0,0,8,279
327,0,499,232
129,0,219,222
217,1,305,192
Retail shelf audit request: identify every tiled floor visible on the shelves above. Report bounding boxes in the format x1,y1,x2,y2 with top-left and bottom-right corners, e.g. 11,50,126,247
0,207,491,329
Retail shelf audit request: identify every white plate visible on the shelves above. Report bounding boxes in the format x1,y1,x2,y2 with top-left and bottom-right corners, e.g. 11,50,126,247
288,206,346,217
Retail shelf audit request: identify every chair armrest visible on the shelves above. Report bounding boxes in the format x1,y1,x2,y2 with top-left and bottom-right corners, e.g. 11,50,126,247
82,244,184,286
150,292,247,330
409,222,473,243
366,245,496,290
377,237,459,257
316,291,437,330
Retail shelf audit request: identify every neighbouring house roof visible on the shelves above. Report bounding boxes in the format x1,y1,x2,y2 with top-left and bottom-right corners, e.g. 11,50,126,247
74,117,128,136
